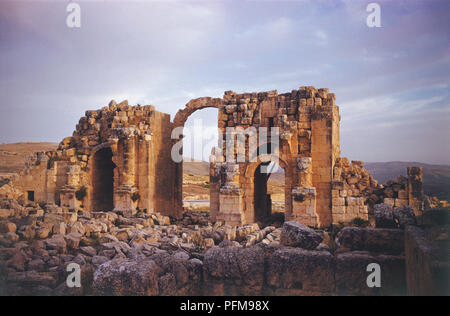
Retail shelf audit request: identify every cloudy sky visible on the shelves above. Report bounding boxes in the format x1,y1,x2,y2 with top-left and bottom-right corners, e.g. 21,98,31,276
0,0,449,164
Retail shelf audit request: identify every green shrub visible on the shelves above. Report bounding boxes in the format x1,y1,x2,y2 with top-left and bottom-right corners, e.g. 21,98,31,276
131,192,140,202
0,178,10,188
47,156,55,169
328,222,344,241
75,186,87,201
351,217,370,227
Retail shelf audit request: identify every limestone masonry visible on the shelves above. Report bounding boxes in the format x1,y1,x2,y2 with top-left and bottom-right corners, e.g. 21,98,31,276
7,86,425,227
1,85,448,297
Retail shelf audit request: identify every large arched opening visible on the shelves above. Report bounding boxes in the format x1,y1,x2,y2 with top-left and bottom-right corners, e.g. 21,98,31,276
91,147,115,211
173,97,222,214
182,108,218,212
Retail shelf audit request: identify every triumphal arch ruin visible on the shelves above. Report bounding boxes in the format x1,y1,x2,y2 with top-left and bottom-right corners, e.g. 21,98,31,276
10,86,424,228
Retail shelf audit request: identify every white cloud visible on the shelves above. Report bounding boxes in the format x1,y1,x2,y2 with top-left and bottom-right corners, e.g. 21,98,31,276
267,17,294,41
314,29,328,40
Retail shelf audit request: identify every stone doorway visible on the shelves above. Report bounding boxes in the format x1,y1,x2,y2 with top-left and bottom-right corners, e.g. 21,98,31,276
254,161,285,225
179,107,218,213
92,148,115,211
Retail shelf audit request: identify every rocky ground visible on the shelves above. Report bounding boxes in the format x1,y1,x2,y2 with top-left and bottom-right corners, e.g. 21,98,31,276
0,195,423,296
0,198,287,295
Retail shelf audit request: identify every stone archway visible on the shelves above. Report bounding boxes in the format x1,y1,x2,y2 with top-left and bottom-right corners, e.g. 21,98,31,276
173,97,223,128
172,97,223,214
91,147,116,211
243,156,291,224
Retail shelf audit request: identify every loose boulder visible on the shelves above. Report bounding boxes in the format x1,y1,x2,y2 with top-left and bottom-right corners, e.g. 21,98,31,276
374,203,396,228
280,221,322,250
93,258,161,296
203,245,265,295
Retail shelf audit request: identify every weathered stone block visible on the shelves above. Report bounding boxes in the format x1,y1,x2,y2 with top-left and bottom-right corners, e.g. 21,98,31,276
336,227,404,255
280,221,322,249
336,251,406,296
266,247,335,294
203,246,264,295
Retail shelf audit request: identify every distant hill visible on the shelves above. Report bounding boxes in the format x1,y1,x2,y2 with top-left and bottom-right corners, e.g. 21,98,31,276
183,159,210,176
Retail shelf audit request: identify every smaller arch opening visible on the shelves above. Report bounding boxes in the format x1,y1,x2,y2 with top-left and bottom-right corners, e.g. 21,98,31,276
254,161,285,226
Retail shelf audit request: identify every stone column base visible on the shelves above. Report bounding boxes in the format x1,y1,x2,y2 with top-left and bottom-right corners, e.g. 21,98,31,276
114,185,137,217
217,183,245,226
290,186,318,227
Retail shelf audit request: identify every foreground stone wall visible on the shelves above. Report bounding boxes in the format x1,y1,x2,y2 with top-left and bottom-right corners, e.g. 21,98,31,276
405,211,450,295
0,203,408,296
93,226,407,296
3,194,447,296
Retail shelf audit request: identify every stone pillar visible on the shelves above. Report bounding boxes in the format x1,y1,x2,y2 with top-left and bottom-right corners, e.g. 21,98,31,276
290,157,318,227
123,138,136,187
216,163,244,226
60,165,80,210
45,164,57,204
408,166,424,216
311,113,334,227
209,148,221,222
114,138,138,217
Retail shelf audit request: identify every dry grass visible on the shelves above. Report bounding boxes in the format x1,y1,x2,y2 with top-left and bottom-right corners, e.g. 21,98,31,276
183,174,210,200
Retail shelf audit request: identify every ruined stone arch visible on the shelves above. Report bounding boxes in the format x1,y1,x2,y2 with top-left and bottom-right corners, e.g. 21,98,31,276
173,97,223,128
15,86,401,228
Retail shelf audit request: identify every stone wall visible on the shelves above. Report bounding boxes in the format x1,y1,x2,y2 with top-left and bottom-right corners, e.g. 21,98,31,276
331,158,377,224
405,210,450,295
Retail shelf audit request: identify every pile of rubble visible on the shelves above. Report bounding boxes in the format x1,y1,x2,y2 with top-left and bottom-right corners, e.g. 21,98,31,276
0,193,431,296
0,198,285,295
333,159,379,197
331,159,379,223
366,175,409,208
